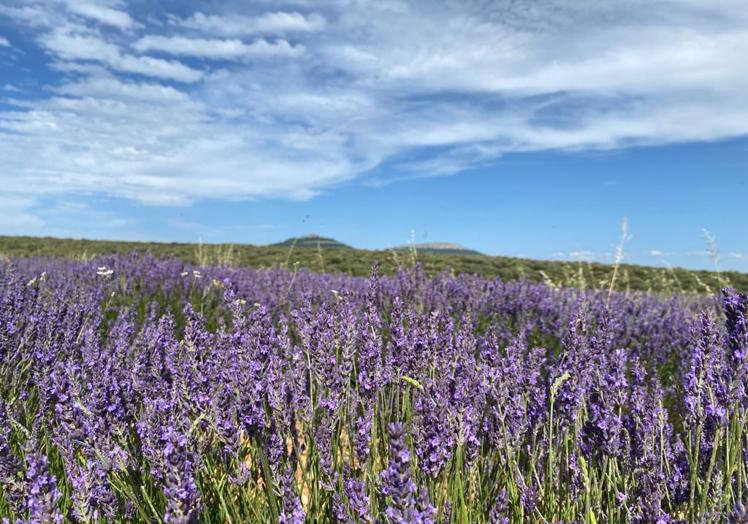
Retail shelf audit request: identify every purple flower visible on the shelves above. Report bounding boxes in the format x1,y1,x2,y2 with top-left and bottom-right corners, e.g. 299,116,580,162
412,385,454,479
730,502,748,523
380,423,435,524
723,289,748,404
159,427,202,524
684,315,729,463
278,465,305,524
0,402,25,514
333,468,372,524
488,489,509,524
66,457,117,522
23,445,63,524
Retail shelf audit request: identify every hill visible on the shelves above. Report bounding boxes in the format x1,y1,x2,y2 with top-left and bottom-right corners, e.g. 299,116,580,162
391,242,483,256
0,234,745,294
270,234,352,249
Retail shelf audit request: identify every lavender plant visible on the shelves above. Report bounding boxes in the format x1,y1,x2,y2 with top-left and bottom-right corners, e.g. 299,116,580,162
0,254,744,522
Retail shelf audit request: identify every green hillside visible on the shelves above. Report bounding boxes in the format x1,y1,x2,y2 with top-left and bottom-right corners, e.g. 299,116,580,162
0,234,745,294
391,242,483,256
271,234,352,249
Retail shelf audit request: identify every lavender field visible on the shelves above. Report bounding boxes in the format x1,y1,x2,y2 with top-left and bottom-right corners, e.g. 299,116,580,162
1,254,747,523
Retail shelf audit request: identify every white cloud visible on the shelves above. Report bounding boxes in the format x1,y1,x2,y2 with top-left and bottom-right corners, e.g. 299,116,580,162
0,5,57,28
40,28,203,82
0,0,747,207
0,90,359,204
568,250,596,262
0,36,10,47
0,195,44,233
65,2,135,30
40,29,120,61
113,54,203,82
177,11,326,36
37,198,137,234
132,35,304,59
56,76,190,103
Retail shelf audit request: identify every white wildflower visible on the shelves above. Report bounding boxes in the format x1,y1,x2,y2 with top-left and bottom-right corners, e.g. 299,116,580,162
96,266,114,278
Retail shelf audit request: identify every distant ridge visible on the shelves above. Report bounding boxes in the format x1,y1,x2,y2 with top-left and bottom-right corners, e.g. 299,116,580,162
390,242,483,256
1,235,746,293
271,234,352,249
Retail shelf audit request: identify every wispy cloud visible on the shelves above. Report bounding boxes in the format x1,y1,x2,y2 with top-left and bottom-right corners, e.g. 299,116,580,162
0,0,747,207
649,249,741,263
56,76,190,102
0,5,56,28
0,194,44,233
0,36,10,47
64,1,136,30
567,250,596,262
552,250,599,262
132,35,304,59
39,27,203,82
175,11,326,36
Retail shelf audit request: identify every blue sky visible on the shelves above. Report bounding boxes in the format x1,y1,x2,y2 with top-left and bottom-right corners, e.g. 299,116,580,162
0,1,746,271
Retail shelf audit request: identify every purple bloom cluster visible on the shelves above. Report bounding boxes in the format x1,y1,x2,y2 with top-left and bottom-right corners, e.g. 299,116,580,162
0,253,746,522
380,423,435,524
21,442,63,524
